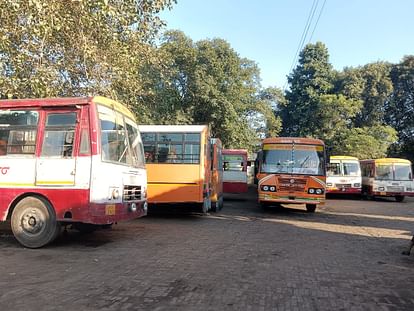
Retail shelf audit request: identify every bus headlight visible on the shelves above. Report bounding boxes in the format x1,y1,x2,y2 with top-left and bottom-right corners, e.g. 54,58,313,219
262,185,269,191
407,187,412,191
315,188,323,195
269,186,276,192
353,183,361,188
129,202,137,212
327,183,333,187
308,188,315,194
378,187,385,191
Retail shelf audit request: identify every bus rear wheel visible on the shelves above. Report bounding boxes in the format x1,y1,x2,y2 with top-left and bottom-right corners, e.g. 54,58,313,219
306,204,316,213
395,195,405,202
11,196,61,248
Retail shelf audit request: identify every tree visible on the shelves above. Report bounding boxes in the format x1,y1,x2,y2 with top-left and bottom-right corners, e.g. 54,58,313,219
281,42,335,137
142,30,280,151
332,126,397,159
0,0,176,112
385,55,414,162
336,62,393,127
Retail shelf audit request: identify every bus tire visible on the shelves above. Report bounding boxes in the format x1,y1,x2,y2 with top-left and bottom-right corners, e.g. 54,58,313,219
11,196,60,248
306,204,316,213
395,195,405,202
210,201,219,212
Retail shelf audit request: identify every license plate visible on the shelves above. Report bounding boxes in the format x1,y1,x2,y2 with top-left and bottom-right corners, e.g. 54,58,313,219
105,204,116,215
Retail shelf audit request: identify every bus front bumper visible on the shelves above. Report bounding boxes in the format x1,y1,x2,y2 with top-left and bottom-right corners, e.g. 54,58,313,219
258,193,324,205
373,191,414,197
327,187,361,194
86,200,148,224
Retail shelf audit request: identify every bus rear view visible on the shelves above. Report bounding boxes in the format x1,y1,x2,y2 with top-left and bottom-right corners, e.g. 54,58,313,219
256,137,326,212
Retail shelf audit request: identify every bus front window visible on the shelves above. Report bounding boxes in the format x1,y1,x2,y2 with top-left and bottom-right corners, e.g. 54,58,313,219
261,144,325,175
343,162,360,176
394,165,412,181
376,165,393,180
327,163,341,176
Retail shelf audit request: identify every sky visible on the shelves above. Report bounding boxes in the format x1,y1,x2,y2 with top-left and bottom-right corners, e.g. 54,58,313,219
160,0,414,88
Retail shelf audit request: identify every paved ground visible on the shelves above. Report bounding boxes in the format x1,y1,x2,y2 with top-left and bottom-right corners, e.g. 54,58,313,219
1,188,414,310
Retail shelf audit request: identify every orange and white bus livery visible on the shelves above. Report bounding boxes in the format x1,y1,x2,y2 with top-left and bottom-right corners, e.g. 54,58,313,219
256,137,327,212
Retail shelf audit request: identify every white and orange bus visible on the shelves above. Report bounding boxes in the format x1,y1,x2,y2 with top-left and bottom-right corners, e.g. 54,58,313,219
360,158,414,202
256,137,327,212
326,156,362,195
0,96,147,248
222,149,249,193
210,138,223,211
139,125,211,213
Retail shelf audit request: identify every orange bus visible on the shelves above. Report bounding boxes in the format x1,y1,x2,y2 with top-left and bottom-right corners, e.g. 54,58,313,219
223,149,249,193
0,97,147,248
256,137,327,212
210,138,223,211
139,125,211,213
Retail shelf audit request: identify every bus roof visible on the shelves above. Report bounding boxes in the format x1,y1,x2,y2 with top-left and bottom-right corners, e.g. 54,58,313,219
139,125,208,133
0,96,136,120
222,149,248,155
360,158,412,165
330,156,359,161
262,137,325,145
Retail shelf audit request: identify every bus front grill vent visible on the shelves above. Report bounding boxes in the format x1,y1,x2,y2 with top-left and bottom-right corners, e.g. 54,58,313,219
123,185,142,201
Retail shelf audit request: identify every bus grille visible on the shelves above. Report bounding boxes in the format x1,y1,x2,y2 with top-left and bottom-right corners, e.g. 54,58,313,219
387,186,404,192
278,178,307,192
335,183,352,188
123,185,142,201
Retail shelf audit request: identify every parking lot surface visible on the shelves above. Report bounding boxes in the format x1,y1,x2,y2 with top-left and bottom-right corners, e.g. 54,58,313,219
1,188,414,310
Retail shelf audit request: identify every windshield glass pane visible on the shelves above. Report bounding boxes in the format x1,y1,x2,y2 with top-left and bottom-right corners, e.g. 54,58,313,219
343,162,360,176
375,164,393,180
327,163,341,176
98,105,132,165
394,165,412,181
125,119,145,168
261,144,325,175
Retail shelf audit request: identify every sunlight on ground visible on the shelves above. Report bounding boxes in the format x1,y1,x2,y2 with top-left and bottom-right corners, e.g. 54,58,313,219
261,218,411,240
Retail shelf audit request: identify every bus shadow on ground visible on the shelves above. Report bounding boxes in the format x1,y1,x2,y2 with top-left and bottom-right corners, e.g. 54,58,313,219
146,204,208,220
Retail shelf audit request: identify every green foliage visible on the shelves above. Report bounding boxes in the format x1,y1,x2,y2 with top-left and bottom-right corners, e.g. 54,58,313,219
0,0,176,106
336,62,393,127
385,56,414,163
281,42,335,136
331,126,397,159
141,30,280,151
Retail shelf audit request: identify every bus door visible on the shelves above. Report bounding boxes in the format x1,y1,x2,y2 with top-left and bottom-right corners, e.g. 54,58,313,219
36,110,78,186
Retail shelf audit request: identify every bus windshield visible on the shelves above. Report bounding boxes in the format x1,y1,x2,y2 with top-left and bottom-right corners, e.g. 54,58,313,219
377,164,413,181
261,144,325,175
343,162,360,176
98,105,145,168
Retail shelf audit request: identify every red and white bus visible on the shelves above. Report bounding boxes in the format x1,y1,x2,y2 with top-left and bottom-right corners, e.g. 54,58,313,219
0,96,147,248
326,156,362,195
222,149,249,193
360,158,414,202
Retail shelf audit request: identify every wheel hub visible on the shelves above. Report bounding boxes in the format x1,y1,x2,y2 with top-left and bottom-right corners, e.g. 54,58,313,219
21,210,44,234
